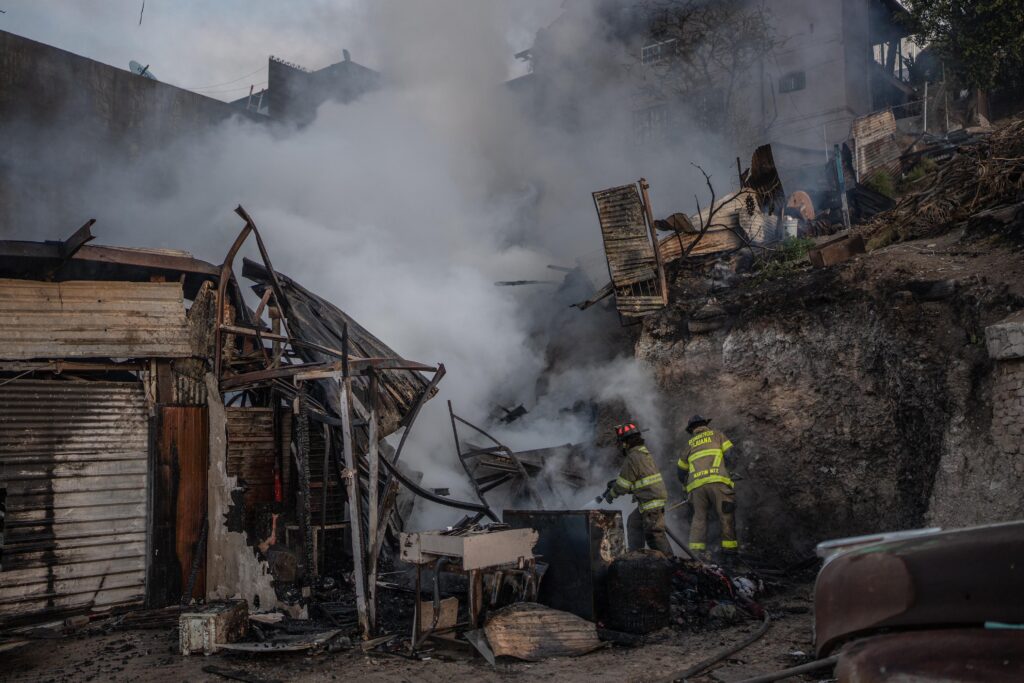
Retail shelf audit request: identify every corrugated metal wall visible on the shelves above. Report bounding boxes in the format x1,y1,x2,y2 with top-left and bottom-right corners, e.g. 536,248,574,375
0,278,191,360
0,380,149,624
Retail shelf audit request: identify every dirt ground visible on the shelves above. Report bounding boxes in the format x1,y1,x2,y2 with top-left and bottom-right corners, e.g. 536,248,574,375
4,583,816,683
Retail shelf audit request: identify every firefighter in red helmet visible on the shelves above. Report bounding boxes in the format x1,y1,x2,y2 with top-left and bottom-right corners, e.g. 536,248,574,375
596,422,673,555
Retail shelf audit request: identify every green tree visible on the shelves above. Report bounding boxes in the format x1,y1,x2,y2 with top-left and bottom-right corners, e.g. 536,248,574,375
904,0,1024,90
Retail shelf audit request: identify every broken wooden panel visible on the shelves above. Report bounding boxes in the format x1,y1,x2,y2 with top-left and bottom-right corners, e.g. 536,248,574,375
483,602,603,660
0,278,191,360
593,184,666,318
307,426,345,525
851,109,901,183
226,408,278,508
657,227,744,262
0,380,149,625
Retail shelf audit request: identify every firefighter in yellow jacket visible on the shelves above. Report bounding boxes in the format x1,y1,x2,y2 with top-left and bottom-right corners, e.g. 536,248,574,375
597,422,673,556
678,415,738,561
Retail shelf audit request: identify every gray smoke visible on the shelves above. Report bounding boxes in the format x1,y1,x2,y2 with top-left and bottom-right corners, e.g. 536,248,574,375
2,1,750,530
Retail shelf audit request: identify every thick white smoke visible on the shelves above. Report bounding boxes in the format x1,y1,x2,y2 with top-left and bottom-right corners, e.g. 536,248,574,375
4,1,743,529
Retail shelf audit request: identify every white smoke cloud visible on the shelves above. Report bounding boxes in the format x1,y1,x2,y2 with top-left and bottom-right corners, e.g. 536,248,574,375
3,1,743,530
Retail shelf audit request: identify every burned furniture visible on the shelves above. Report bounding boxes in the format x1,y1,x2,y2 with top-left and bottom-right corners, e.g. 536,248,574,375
592,180,668,320
503,509,625,622
399,526,540,652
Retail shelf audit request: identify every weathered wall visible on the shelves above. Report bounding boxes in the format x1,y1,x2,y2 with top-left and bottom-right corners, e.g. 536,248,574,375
928,314,1024,526
636,265,1024,562
0,30,249,234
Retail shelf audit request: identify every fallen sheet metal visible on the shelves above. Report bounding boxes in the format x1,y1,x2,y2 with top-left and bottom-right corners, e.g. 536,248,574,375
242,257,430,438
216,629,342,653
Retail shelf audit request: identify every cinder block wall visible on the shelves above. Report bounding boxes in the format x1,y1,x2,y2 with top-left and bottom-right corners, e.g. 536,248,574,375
992,359,1024,462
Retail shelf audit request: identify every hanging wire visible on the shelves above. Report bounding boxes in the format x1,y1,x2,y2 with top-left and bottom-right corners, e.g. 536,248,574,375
182,66,266,91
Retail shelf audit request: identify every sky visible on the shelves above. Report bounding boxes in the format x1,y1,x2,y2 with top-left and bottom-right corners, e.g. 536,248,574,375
0,0,559,100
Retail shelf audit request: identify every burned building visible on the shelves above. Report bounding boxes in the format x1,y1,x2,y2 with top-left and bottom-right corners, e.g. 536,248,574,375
232,51,380,124
0,30,378,236
0,210,452,633
0,30,255,233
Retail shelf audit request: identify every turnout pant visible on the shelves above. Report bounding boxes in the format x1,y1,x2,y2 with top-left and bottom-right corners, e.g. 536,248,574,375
627,507,674,556
688,482,738,553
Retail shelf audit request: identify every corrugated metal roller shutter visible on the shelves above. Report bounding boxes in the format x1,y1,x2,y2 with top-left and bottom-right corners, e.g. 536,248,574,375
0,380,150,624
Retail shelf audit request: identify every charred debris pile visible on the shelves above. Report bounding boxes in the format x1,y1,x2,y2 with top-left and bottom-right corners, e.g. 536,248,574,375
577,114,1023,328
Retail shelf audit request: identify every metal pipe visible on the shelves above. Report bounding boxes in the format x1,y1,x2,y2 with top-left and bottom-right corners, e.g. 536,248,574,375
376,446,498,520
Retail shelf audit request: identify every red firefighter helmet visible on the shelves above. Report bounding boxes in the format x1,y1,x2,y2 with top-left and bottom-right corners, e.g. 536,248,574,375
614,422,642,441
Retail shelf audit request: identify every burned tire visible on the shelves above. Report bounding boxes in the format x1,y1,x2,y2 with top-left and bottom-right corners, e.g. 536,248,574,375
606,551,671,634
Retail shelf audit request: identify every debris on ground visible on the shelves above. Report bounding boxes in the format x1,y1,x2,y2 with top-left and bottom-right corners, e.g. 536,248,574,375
861,117,1024,246
483,602,603,661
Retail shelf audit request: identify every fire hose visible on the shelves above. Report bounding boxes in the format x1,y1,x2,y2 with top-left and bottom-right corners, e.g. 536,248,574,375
655,610,771,683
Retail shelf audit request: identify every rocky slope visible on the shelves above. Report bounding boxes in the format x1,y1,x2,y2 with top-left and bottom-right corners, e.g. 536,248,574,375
636,226,1024,561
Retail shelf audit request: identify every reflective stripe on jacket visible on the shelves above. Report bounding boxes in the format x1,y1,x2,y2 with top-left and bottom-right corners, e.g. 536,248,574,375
611,445,668,509
677,427,734,493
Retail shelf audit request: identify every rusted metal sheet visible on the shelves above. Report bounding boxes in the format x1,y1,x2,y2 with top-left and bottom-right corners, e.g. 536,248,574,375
593,184,666,318
0,278,191,360
814,521,1024,656
155,406,208,605
0,380,149,625
850,109,901,182
836,629,1024,682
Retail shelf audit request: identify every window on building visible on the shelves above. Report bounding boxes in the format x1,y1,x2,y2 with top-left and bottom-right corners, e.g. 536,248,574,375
633,104,671,144
779,71,806,93
641,39,677,65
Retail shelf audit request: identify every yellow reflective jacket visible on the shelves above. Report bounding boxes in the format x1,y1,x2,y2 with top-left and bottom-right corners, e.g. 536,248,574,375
677,427,734,493
610,445,667,512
